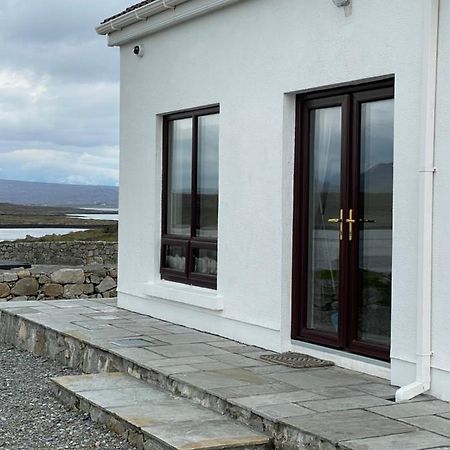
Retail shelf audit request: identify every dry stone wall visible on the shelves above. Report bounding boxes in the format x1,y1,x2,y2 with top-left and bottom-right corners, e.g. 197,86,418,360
0,265,117,301
0,241,117,265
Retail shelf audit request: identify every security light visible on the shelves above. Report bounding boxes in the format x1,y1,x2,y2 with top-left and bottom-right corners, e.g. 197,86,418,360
133,45,144,57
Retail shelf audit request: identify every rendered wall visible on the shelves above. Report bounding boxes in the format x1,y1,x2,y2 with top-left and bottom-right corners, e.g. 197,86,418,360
429,1,450,400
115,0,443,394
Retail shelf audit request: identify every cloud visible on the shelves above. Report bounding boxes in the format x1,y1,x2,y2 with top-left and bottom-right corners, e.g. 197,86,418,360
0,0,131,186
0,147,119,186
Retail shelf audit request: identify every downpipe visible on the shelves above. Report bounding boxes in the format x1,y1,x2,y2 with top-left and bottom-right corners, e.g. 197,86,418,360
395,0,440,402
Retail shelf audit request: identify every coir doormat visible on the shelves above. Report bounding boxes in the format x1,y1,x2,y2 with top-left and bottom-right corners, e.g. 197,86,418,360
260,352,334,369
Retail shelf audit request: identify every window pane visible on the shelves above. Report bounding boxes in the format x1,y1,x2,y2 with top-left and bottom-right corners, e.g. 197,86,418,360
162,245,186,272
168,119,192,236
357,98,394,346
307,106,342,334
193,248,217,276
196,114,219,238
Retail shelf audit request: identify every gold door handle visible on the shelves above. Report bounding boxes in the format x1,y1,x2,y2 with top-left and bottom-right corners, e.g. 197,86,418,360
346,209,356,241
328,209,343,241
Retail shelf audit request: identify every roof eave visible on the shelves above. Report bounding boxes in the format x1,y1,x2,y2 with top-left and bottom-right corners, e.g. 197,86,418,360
96,0,242,47
96,0,189,36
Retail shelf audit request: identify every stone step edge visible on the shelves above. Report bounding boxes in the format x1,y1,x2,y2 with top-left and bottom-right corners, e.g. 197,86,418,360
0,308,338,450
50,377,151,450
50,375,272,450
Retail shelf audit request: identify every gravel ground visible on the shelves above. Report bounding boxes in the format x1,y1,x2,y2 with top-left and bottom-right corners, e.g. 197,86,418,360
0,342,133,450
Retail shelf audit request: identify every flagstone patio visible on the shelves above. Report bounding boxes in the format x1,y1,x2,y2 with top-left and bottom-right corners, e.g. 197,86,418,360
1,298,450,449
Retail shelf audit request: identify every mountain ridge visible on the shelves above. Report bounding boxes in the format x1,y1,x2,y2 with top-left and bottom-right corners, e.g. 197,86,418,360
0,179,118,207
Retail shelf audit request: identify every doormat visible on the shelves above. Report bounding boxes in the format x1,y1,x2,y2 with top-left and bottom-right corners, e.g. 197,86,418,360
260,352,334,369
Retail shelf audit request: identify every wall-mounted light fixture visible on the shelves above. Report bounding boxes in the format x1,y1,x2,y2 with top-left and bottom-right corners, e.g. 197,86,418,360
133,44,144,57
333,0,350,6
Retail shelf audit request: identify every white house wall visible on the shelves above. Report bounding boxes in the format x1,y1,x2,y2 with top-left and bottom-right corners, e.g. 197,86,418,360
115,0,450,397
430,0,450,400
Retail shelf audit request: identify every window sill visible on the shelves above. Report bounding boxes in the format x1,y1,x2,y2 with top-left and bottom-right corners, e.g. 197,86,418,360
143,280,223,311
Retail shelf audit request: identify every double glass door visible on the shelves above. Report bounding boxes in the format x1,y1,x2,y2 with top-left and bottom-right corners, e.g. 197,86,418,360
292,80,394,360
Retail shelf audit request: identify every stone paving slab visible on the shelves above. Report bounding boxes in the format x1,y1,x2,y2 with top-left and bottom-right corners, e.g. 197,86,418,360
230,390,324,410
252,403,313,420
142,420,271,450
2,298,450,450
283,409,415,443
81,386,169,408
157,364,203,375
54,372,142,392
148,343,230,358
141,355,218,367
51,372,272,450
368,399,450,419
153,332,229,345
110,401,222,426
72,319,119,330
308,386,368,399
209,382,300,399
264,367,378,389
352,382,399,398
206,353,274,368
297,394,392,412
171,369,265,390
399,415,450,437
109,347,168,363
340,430,450,450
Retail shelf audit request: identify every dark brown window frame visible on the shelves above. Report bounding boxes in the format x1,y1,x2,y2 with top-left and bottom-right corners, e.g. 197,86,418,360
291,76,394,361
161,105,219,289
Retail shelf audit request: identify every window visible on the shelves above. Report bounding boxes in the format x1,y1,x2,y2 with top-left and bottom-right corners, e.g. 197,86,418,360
161,105,219,289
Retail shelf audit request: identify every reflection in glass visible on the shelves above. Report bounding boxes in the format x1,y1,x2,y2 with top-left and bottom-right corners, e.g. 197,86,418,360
197,114,219,238
307,107,342,334
357,99,394,346
168,119,192,236
162,245,186,271
193,248,217,275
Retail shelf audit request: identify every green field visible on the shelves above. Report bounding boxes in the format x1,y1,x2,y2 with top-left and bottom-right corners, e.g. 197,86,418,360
18,226,118,242
0,203,118,241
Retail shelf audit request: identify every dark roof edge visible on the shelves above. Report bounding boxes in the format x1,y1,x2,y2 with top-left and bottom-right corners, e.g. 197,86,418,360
101,1,157,24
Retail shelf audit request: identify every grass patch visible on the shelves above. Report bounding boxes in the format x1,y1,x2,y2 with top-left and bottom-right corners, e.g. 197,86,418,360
17,225,118,242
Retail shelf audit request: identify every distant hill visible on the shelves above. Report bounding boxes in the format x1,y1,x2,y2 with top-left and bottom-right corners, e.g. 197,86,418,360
0,179,118,207
361,163,393,193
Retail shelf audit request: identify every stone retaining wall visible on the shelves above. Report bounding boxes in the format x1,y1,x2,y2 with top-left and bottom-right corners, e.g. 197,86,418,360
0,265,117,301
0,241,117,265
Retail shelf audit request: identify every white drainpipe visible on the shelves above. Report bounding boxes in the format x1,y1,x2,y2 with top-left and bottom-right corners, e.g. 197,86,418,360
395,0,440,402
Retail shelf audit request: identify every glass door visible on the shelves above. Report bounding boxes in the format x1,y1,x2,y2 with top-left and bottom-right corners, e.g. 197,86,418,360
348,92,394,359
292,79,394,361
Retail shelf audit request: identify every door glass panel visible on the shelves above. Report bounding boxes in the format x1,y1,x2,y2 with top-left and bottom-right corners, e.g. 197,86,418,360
167,118,192,236
307,106,342,334
357,99,394,346
197,114,219,238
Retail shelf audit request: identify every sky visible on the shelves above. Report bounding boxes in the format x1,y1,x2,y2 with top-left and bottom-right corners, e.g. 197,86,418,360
0,0,133,187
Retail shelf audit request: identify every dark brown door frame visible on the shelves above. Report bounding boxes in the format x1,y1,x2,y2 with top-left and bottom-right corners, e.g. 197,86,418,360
292,94,351,350
291,77,394,361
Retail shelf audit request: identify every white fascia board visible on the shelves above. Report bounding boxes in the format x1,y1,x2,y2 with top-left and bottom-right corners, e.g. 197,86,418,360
96,0,188,35
96,0,242,47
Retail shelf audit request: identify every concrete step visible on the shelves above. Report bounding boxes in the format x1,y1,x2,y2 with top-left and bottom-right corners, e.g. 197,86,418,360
51,372,272,450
